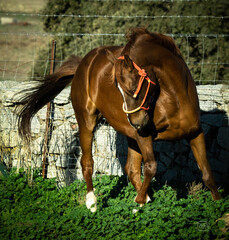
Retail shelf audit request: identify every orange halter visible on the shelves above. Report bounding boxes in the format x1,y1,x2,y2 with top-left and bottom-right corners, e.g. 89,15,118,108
118,56,156,114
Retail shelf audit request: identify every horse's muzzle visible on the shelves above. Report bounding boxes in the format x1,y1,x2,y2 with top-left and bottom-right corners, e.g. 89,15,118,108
131,123,142,131
129,112,152,136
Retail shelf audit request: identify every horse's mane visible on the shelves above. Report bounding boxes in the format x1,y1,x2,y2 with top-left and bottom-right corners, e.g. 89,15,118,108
125,27,183,58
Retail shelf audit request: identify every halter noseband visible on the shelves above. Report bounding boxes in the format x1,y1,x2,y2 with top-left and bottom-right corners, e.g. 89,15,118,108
118,56,156,114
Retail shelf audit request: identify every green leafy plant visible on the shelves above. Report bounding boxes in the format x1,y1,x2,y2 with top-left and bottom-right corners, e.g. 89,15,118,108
0,171,228,239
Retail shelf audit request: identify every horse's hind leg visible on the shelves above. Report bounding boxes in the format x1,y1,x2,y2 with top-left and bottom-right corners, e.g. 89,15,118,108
189,131,221,200
77,115,98,212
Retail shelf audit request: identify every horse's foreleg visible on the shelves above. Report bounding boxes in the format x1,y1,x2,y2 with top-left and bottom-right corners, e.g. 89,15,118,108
125,138,142,192
189,131,221,200
134,135,157,204
126,138,152,205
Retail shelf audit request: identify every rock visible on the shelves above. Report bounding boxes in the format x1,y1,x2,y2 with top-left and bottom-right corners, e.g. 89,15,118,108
188,159,200,173
47,164,57,178
31,155,42,168
157,161,167,174
197,84,229,113
108,157,124,176
12,159,19,168
55,155,73,168
31,137,44,155
201,113,225,127
53,107,64,121
153,141,174,152
115,132,128,165
188,151,195,161
54,87,71,105
0,108,16,131
209,139,218,153
49,122,77,154
173,141,190,153
68,117,77,124
217,127,229,150
199,101,218,112
181,167,196,183
209,158,228,174
174,154,189,167
201,123,211,136
31,116,40,134
159,152,173,167
56,168,79,187
162,166,180,183
64,107,75,119
37,106,49,121
218,149,229,162
93,125,117,157
1,131,20,148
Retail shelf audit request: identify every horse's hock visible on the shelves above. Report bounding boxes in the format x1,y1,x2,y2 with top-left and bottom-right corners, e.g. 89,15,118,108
0,81,228,188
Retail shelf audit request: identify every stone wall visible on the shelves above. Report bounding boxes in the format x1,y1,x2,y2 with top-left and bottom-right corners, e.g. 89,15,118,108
0,82,228,189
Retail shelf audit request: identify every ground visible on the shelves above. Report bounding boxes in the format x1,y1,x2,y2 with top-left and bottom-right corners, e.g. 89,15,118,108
0,0,48,81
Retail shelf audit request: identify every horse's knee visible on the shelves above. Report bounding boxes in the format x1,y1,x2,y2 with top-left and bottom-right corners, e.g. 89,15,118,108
202,170,210,184
81,156,94,173
144,160,157,177
202,168,216,188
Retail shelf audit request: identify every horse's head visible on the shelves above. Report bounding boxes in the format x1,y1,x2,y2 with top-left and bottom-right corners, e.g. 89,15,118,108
106,49,157,133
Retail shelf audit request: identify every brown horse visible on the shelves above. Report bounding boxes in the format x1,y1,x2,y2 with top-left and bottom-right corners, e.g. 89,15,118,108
16,28,221,212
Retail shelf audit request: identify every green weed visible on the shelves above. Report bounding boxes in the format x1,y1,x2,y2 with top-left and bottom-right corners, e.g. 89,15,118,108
0,171,228,239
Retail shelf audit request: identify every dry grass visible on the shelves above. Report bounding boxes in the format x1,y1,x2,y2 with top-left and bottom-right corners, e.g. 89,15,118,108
0,0,50,82
187,181,207,198
217,213,229,234
0,0,47,13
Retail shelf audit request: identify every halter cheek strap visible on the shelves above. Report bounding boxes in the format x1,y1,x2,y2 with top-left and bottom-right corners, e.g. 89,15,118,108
118,56,156,114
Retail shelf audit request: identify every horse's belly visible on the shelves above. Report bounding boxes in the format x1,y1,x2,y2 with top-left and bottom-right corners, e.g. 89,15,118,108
155,128,185,141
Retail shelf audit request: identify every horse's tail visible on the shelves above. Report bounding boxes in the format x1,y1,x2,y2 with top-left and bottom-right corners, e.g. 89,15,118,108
15,55,81,142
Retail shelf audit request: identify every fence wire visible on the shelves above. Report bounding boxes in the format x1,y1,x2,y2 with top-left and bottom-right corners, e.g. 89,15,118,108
0,32,228,84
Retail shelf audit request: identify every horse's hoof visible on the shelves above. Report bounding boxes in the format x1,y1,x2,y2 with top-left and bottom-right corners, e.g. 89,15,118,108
133,208,138,214
86,191,97,212
133,195,151,213
134,194,151,205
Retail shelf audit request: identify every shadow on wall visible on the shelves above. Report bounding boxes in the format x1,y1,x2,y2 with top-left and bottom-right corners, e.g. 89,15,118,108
115,109,229,196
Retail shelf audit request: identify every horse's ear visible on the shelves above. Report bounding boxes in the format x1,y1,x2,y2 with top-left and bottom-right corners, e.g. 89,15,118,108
124,55,134,71
105,49,117,64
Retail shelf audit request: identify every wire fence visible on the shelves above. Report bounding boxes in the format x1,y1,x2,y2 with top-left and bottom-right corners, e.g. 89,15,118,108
0,32,228,83
0,7,228,185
